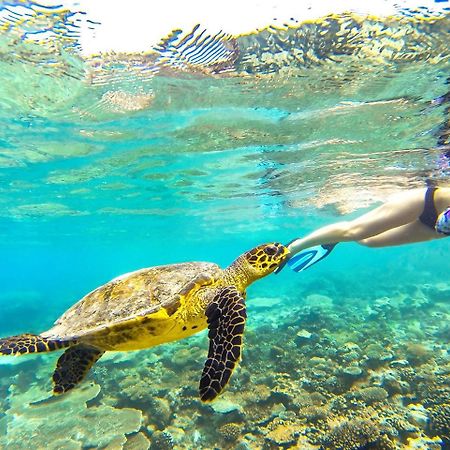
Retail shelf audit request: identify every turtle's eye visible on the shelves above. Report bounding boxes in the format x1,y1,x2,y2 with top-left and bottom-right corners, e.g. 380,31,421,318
264,245,278,256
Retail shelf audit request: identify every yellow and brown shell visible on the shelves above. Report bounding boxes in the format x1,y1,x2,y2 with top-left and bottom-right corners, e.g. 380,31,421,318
47,262,222,338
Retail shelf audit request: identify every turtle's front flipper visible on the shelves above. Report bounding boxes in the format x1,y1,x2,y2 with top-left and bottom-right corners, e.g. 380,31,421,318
199,286,247,402
0,334,75,355
52,344,104,394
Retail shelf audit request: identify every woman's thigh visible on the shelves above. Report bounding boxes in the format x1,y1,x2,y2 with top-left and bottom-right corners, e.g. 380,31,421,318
348,188,427,239
359,220,442,247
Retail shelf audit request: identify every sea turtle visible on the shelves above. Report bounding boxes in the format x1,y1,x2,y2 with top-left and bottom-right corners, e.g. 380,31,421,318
0,242,289,401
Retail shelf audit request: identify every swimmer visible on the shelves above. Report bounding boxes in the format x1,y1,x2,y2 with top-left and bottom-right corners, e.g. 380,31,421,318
283,186,450,272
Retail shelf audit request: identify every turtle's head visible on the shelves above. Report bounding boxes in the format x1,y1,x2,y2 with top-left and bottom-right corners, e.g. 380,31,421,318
239,242,290,282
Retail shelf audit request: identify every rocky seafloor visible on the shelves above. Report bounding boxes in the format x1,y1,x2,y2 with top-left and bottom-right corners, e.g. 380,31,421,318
0,280,449,450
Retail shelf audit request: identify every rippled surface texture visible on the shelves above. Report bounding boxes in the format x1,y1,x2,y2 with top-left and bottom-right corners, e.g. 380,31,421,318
0,2,449,449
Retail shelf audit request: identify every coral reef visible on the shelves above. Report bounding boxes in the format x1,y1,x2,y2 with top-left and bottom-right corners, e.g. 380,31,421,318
324,418,382,449
0,381,143,449
149,431,175,450
428,403,450,443
265,419,300,448
124,432,151,450
218,422,243,442
349,386,388,405
0,277,448,448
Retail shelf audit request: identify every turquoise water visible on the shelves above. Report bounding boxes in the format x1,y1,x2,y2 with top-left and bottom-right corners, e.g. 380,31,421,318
0,2,450,449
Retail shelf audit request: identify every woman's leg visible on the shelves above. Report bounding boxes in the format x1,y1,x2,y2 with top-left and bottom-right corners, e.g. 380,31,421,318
359,220,442,247
288,188,426,254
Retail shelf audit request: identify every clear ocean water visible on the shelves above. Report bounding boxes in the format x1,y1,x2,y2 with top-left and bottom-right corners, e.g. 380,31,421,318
0,2,449,449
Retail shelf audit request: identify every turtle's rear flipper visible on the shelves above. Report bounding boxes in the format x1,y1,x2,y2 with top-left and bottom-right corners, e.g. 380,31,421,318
53,344,104,394
0,333,75,355
199,286,247,402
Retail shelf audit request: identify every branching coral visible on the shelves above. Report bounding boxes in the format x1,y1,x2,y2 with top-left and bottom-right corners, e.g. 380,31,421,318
428,403,450,441
265,419,301,447
324,418,381,450
218,422,243,442
404,343,434,366
300,405,329,423
374,433,397,450
150,430,174,450
349,387,388,405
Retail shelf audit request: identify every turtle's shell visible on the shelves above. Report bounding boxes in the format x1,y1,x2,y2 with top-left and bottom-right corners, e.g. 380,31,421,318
46,262,222,338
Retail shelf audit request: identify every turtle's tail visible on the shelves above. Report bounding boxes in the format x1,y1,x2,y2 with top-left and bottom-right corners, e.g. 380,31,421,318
0,333,76,356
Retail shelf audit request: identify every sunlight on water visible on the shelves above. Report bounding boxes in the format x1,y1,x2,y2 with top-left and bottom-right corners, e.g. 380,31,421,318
0,1,449,449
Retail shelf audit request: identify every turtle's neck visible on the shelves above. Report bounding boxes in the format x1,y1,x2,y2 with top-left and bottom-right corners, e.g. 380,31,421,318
221,255,255,290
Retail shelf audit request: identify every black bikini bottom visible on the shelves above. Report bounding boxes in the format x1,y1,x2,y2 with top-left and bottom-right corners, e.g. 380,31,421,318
418,187,438,229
